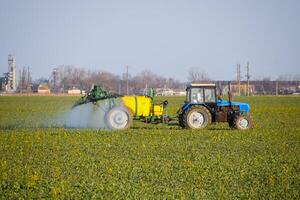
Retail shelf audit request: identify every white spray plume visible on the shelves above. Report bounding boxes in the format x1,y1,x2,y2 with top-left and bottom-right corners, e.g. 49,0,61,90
63,99,119,129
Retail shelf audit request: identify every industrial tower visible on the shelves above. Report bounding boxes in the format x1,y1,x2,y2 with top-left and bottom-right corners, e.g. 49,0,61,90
7,54,16,92
51,68,59,93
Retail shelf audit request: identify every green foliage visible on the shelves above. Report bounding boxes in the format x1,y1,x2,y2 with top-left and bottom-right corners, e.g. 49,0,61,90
0,96,299,199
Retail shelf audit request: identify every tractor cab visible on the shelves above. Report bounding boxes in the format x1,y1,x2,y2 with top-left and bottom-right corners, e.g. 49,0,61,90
185,83,216,104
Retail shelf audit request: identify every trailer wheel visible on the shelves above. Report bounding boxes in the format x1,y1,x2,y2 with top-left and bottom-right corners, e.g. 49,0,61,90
105,106,132,130
183,106,212,129
233,115,253,130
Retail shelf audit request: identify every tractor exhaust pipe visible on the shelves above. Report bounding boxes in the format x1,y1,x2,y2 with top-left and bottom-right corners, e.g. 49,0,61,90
228,82,232,106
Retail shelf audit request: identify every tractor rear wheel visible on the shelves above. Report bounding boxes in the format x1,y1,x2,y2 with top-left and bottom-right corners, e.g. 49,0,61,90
105,106,132,130
233,114,253,130
178,114,184,128
183,106,212,129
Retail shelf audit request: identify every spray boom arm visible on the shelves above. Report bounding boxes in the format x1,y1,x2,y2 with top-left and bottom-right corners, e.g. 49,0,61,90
72,85,122,108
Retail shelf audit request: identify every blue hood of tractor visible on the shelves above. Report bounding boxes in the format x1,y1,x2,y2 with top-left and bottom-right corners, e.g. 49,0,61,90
217,99,250,113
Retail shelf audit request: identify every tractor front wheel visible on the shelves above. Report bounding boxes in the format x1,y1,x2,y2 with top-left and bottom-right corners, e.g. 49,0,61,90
183,106,212,129
228,113,237,128
105,106,132,130
233,115,253,130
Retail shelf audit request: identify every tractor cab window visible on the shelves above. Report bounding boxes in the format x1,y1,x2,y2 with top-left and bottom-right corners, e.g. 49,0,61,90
190,88,204,103
186,87,216,103
204,88,215,102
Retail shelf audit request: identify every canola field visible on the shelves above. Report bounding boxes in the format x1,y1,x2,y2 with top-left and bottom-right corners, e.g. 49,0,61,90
0,95,299,199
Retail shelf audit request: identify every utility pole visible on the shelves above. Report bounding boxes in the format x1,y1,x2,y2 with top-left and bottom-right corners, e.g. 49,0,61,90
126,65,129,95
27,66,30,91
27,66,30,84
276,81,278,96
246,62,250,96
18,69,22,93
237,64,241,96
118,80,121,95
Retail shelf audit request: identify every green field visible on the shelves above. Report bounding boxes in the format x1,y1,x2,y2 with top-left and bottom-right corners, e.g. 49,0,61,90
0,96,299,199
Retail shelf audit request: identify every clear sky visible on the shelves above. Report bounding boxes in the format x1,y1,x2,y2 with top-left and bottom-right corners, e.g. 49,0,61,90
0,0,299,81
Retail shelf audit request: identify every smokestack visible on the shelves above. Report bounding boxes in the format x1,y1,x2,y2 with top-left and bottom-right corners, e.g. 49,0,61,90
7,54,16,92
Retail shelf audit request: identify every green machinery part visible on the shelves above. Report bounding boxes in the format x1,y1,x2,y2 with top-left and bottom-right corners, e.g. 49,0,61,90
72,85,122,108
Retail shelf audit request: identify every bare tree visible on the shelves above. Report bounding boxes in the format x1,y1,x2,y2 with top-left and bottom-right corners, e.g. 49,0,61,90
36,66,184,94
17,66,32,92
187,68,211,83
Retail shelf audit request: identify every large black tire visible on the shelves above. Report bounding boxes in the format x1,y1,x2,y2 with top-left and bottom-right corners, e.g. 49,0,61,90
233,114,253,130
228,120,234,128
182,106,212,129
178,113,184,128
228,113,237,128
105,106,132,130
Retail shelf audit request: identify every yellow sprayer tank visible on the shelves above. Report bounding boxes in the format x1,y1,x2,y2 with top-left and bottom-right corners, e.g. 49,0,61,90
121,96,163,117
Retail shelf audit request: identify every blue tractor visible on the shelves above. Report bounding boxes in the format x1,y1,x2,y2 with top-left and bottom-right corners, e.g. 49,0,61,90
177,83,253,130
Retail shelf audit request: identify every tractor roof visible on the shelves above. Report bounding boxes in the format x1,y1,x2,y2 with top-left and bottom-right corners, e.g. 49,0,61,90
187,83,216,87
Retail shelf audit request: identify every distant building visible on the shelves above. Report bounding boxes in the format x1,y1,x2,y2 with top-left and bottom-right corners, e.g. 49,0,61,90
50,68,60,93
67,87,81,94
38,83,51,94
231,84,255,96
173,89,186,96
0,76,7,91
156,88,174,96
7,55,16,92
0,55,17,92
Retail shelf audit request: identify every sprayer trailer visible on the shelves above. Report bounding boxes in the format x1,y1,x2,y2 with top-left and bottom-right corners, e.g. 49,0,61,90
72,84,253,130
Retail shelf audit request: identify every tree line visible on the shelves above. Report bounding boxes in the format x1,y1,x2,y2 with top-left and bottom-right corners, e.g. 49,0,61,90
15,65,299,94
47,65,184,94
